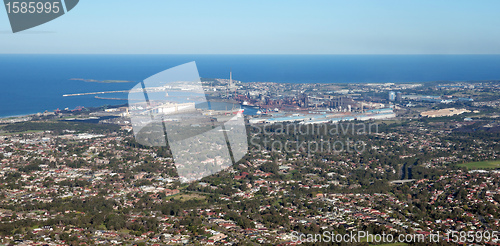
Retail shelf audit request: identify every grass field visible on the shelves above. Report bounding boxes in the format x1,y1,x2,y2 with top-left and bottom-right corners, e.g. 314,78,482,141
0,130,44,136
458,160,500,170
169,193,206,202
378,120,401,124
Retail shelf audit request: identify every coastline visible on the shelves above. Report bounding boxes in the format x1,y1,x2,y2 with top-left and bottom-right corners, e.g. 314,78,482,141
2,55,500,118
0,113,36,120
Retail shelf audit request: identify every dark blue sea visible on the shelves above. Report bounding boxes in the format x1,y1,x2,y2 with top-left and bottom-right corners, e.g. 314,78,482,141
1,54,500,118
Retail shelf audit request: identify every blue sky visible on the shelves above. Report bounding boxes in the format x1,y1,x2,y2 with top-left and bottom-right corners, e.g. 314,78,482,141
1,0,499,54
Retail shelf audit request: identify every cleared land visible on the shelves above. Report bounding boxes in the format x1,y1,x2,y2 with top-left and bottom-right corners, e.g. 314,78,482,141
169,193,206,202
458,160,500,170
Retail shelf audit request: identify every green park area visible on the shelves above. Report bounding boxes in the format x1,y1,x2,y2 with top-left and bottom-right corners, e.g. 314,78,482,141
458,160,500,170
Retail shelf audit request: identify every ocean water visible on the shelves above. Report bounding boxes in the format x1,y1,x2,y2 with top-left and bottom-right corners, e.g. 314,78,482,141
1,54,500,118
